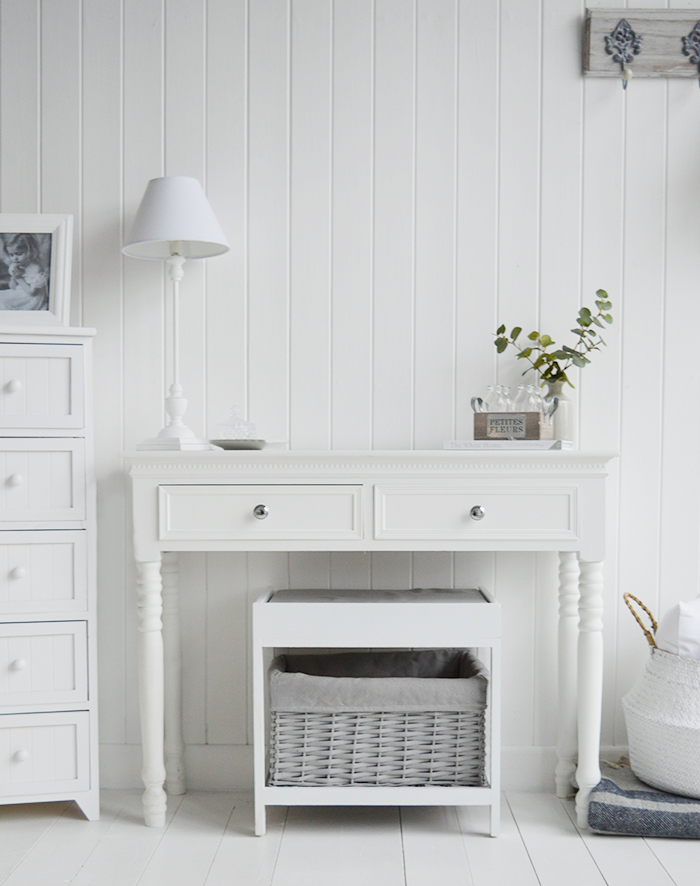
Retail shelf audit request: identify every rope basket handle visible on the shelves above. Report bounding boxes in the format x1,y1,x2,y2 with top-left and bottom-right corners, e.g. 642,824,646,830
623,593,657,647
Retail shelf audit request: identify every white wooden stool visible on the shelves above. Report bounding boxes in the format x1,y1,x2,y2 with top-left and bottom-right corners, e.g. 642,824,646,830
252,587,501,836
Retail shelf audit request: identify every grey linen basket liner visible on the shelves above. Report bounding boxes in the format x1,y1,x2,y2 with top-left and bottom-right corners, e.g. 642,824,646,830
268,648,489,787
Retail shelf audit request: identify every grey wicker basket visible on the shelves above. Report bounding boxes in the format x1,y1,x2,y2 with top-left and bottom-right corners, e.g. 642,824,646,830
267,648,488,787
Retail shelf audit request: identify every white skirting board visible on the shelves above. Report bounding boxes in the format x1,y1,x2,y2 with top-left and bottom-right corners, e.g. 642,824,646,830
99,744,628,793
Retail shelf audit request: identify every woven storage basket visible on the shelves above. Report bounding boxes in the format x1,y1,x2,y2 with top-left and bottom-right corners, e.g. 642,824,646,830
622,647,700,799
267,648,488,787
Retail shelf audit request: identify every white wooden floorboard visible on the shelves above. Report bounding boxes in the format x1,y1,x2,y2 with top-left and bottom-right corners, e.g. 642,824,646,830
400,805,474,886
270,805,405,886
135,792,236,886
0,798,122,886
456,800,540,886
644,837,700,886
0,801,70,883
505,791,608,886
204,794,286,886
69,791,181,886
561,797,678,886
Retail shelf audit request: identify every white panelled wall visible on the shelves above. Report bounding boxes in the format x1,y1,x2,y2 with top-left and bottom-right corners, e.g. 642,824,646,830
1,0,698,791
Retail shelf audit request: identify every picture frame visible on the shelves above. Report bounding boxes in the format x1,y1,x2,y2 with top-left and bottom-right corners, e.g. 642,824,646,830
0,214,73,326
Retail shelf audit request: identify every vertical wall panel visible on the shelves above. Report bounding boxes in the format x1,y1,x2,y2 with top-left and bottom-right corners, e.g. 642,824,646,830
0,0,40,212
82,0,126,746
413,0,457,449
205,0,247,436
454,0,500,442
331,0,374,449
496,0,541,393
247,0,290,443
289,0,332,449
41,0,82,324
372,0,415,449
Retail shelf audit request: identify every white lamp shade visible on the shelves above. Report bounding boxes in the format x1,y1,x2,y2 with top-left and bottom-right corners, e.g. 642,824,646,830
123,175,230,260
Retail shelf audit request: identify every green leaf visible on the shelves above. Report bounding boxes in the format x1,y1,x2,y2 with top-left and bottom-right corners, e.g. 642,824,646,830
511,326,522,340
595,289,608,299
527,330,539,341
517,347,533,359
533,355,547,369
603,313,613,324
539,334,554,347
571,354,586,367
554,350,569,359
496,324,506,335
495,337,508,353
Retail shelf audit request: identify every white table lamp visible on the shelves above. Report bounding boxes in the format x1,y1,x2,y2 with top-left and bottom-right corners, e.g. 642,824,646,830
123,176,229,450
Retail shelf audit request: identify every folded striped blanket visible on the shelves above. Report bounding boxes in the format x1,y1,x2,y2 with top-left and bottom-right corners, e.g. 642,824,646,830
588,760,700,838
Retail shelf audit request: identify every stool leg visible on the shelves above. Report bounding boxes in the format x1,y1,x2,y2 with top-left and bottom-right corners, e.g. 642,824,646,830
252,636,267,836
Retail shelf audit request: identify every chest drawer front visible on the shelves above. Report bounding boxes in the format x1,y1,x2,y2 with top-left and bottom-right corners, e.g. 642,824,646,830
0,344,84,430
0,530,87,615
0,440,85,525
159,485,363,541
374,485,577,542
0,711,90,797
0,621,87,706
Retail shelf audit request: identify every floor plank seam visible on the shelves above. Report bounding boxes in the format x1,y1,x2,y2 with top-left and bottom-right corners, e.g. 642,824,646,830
503,793,543,886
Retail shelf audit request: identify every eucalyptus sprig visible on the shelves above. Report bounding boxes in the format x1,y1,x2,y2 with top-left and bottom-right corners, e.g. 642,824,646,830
494,289,612,387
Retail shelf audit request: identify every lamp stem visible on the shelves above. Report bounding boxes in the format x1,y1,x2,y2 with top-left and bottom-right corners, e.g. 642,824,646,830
168,255,185,391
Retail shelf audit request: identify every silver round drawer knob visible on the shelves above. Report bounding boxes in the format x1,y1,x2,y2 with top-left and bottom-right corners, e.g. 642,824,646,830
5,379,22,393
253,504,269,520
7,473,23,487
13,750,29,763
470,505,486,521
10,566,26,579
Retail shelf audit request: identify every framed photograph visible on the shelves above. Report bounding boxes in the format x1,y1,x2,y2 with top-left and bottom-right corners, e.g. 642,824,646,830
0,214,73,326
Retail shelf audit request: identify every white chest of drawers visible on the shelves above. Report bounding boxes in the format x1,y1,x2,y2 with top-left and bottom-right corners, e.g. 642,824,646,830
0,328,98,821
127,450,614,831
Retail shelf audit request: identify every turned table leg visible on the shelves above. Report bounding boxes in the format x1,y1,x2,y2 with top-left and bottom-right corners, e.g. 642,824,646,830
136,558,167,827
555,551,579,798
162,552,186,796
575,558,604,828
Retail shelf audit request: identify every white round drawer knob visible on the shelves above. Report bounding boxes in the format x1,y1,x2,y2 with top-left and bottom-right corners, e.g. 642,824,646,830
7,473,23,487
10,566,26,579
10,658,27,671
5,379,22,393
253,504,269,520
13,750,29,763
470,505,486,521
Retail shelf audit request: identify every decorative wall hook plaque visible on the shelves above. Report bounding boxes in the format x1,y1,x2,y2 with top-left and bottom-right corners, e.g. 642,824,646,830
584,9,700,81
682,21,700,85
605,19,642,87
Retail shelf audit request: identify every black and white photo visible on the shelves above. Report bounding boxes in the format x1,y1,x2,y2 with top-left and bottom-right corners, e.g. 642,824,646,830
0,214,72,325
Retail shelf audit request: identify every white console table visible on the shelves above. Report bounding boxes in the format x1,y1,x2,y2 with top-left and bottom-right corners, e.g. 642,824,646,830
126,449,615,830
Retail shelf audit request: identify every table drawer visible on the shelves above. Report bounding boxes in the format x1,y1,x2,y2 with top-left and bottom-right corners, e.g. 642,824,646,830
0,621,88,706
0,711,90,797
159,485,363,541
374,485,578,542
0,440,85,525
0,530,87,615
0,343,84,430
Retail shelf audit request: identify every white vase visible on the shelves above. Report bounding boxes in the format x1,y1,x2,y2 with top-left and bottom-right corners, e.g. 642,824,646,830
544,380,574,443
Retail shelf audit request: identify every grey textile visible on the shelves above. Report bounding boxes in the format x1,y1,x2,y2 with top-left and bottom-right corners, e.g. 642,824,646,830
269,649,488,713
588,760,700,838
269,588,488,605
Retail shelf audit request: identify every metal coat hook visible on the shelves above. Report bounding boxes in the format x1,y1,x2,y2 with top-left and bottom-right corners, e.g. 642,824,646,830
604,19,642,89
682,21,700,88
